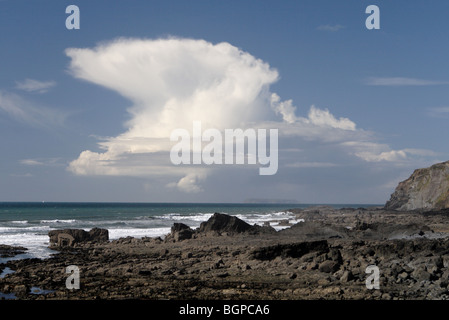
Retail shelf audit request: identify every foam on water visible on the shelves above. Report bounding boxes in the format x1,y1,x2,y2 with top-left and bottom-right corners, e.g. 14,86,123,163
0,226,51,233
10,220,28,224
235,210,301,228
108,227,171,239
0,232,53,260
40,219,77,224
0,203,309,260
155,212,214,223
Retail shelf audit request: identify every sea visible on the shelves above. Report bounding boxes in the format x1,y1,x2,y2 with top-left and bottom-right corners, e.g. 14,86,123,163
0,202,372,261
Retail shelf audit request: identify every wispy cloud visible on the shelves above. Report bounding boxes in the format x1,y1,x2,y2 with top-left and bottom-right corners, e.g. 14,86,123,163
402,148,440,157
317,24,345,32
365,77,449,86
20,158,64,166
0,91,67,128
20,159,44,166
15,78,56,93
427,106,449,118
285,162,338,168
341,143,439,163
356,150,407,162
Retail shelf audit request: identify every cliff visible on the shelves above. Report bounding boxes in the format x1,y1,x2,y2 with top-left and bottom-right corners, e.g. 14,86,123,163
385,161,449,211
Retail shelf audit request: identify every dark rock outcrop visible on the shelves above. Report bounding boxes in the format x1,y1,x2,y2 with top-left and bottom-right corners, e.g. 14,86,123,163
197,212,276,236
165,213,275,242
251,240,329,260
48,228,109,247
385,161,449,211
280,220,350,240
165,223,194,242
199,212,253,234
0,245,27,258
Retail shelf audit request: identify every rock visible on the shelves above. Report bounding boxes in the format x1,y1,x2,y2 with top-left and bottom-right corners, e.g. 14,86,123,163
385,161,449,211
355,221,370,231
199,213,252,234
411,267,431,281
48,228,109,247
6,208,449,300
340,270,354,282
318,260,340,273
280,220,349,240
381,293,392,300
251,240,329,261
166,223,194,242
326,248,343,264
88,228,109,242
398,272,409,280
213,258,225,269
431,256,444,269
216,272,230,278
288,272,297,279
195,213,276,236
317,277,331,286
0,244,27,258
13,284,28,295
182,252,193,259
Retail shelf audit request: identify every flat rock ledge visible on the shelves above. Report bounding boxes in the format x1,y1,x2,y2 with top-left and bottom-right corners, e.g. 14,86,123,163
2,209,449,300
0,245,27,259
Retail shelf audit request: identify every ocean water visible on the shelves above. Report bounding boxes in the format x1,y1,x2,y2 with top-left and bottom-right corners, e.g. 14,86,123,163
0,202,366,260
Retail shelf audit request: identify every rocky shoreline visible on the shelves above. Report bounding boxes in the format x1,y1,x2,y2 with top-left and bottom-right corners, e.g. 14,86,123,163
2,207,449,300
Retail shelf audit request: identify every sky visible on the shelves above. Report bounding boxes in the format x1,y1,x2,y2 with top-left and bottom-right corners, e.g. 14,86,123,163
0,0,448,204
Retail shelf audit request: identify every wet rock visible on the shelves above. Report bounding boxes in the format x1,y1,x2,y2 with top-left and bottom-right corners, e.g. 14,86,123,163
0,245,27,258
199,213,252,234
166,223,194,242
197,212,276,236
48,228,109,247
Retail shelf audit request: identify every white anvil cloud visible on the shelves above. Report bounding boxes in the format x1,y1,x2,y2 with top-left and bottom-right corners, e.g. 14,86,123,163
66,37,416,193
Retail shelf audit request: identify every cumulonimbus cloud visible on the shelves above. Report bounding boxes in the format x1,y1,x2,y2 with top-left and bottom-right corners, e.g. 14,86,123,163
65,37,418,193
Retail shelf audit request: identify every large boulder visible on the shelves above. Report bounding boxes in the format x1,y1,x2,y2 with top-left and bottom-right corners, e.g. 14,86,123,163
198,213,252,234
166,213,275,241
385,161,449,211
165,223,194,242
48,228,109,247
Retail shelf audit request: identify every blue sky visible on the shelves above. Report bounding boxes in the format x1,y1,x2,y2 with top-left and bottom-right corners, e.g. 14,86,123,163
0,0,448,203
